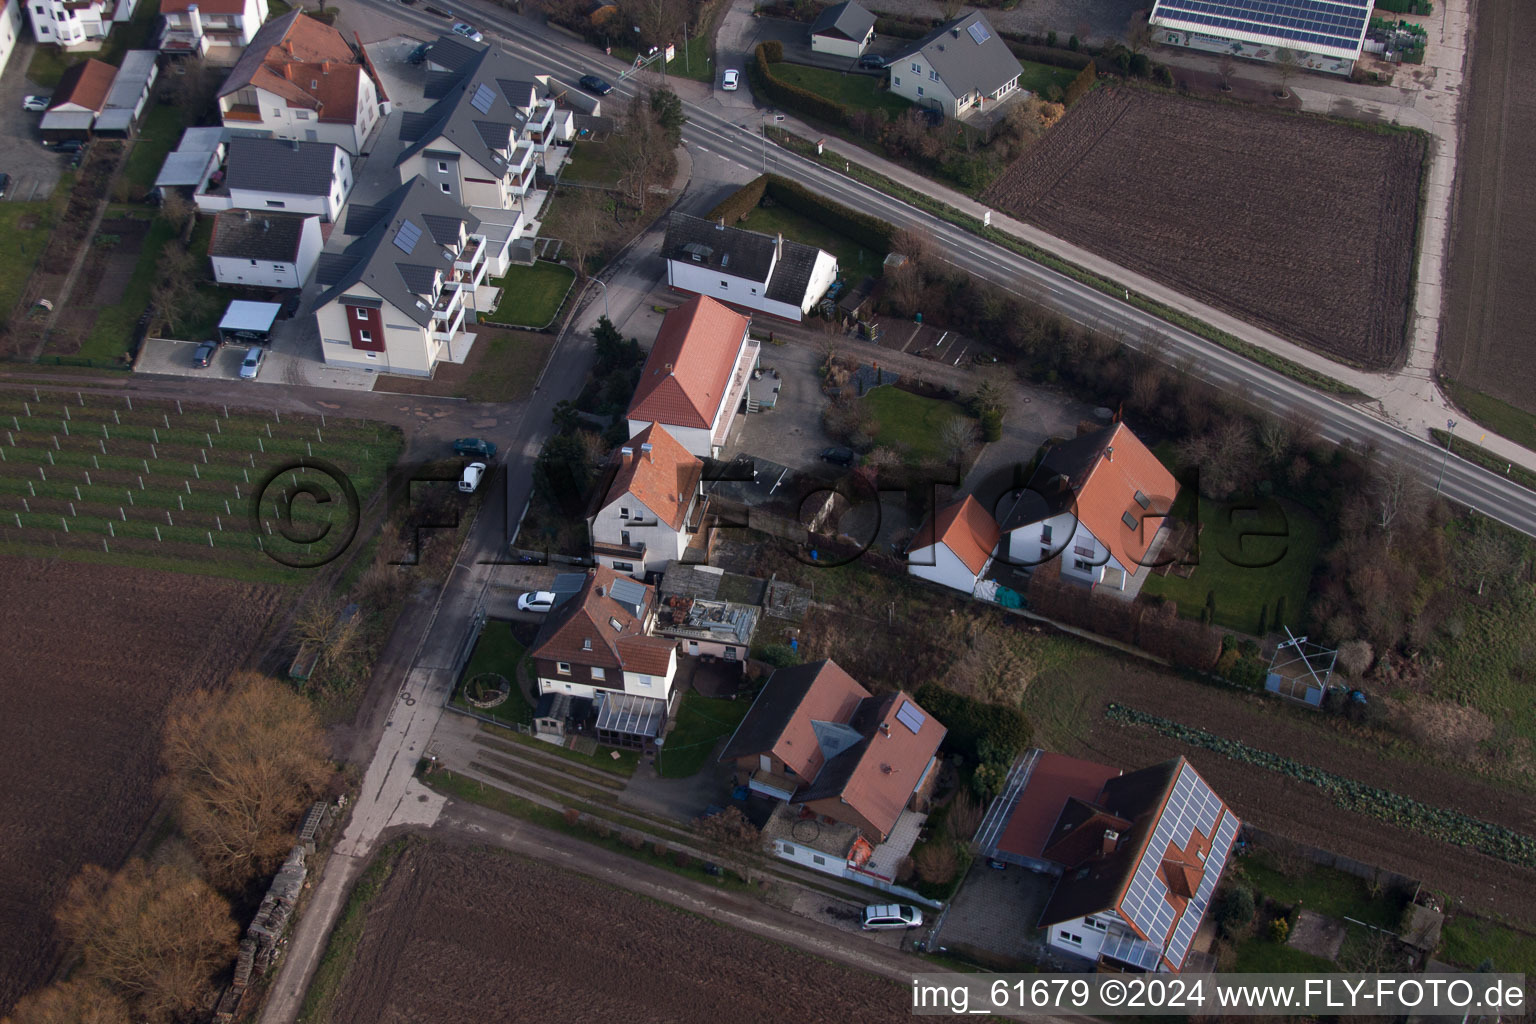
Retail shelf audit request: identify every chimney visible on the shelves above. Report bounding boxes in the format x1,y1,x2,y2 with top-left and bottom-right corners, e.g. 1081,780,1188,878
187,3,203,38
1102,829,1120,856
262,219,270,231
242,209,252,221
951,26,960,37
596,586,605,596
716,217,725,230
1105,446,1114,462
775,232,783,260
640,442,652,462
879,721,890,736
664,362,673,372
620,446,634,464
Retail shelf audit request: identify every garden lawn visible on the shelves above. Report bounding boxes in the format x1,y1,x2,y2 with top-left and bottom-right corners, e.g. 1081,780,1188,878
1229,938,1337,972
656,693,751,778
769,63,913,119
485,261,575,328
1016,59,1080,98
1425,588,1536,753
860,386,972,463
453,622,534,726
122,105,188,194
561,140,626,185
0,203,56,315
737,203,885,281
1141,491,1324,635
1438,915,1536,974
1236,853,1405,930
80,216,175,362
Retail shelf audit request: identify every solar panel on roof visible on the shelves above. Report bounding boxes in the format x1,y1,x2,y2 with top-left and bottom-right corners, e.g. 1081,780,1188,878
471,82,497,114
966,20,991,44
393,220,422,254
609,577,647,609
895,701,926,734
1151,0,1368,51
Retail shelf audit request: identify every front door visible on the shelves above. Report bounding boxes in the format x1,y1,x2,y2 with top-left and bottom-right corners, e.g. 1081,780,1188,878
621,530,631,546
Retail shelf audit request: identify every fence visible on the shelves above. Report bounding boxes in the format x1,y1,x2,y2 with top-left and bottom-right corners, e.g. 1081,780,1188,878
1246,826,1420,894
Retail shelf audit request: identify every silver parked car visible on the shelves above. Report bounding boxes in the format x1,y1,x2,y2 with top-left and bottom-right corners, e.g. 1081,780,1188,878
238,346,265,379
861,904,923,930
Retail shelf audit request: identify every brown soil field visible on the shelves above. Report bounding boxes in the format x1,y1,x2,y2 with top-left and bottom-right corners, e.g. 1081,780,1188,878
0,557,283,1016
1440,0,1536,417
1028,653,1536,920
329,840,912,1024
984,86,1425,369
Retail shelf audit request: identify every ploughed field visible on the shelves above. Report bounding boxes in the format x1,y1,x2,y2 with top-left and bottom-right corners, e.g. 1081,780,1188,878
327,840,911,1024
0,557,282,1016
1440,0,1536,417
983,87,1425,369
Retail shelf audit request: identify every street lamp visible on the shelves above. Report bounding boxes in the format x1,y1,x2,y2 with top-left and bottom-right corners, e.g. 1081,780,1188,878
1435,418,1457,495
592,277,609,323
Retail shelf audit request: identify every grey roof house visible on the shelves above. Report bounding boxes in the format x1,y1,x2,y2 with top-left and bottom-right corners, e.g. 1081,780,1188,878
810,1,875,56
208,210,324,290
196,136,354,222
663,213,839,322
888,12,1023,119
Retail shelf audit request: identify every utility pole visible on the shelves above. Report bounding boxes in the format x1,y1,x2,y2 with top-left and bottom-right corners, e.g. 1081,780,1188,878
1435,418,1457,495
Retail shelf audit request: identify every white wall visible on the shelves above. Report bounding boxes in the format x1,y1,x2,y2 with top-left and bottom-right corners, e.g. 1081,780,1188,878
210,216,321,288
774,838,848,876
667,258,802,322
592,495,687,574
232,82,376,154
889,54,960,117
623,655,676,700
1005,514,1130,587
670,634,747,661
708,334,756,451
29,0,110,45
0,0,22,79
1047,916,1111,960
316,293,437,377
627,418,712,460
801,251,839,313
810,27,869,58
907,542,987,594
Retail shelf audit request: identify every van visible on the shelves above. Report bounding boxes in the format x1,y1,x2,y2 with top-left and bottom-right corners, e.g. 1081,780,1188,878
459,461,486,493
861,904,923,930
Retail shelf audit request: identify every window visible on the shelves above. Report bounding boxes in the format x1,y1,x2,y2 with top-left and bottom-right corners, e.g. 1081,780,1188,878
582,638,592,651
1040,523,1053,544
1134,489,1151,509
929,70,938,81
720,280,728,288
365,352,377,360
782,843,794,855
265,199,286,208
557,662,571,675
34,5,42,13
812,854,826,866
1073,559,1092,572
355,308,369,320
893,76,900,86
440,183,451,194
917,86,924,96
910,62,920,72
619,507,629,519
437,160,448,172
358,329,372,343
272,264,284,272
1084,917,1107,932
724,647,737,661
1058,930,1082,946
1122,510,1138,530
590,667,605,680
250,259,259,266
296,110,310,120
608,617,623,632
272,108,282,117
613,561,633,572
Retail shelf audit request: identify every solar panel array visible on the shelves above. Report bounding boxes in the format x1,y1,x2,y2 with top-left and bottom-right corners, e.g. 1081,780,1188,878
966,20,991,44
896,700,926,734
1164,809,1240,968
393,220,422,255
1151,0,1369,53
608,576,648,610
470,82,497,114
1117,763,1226,959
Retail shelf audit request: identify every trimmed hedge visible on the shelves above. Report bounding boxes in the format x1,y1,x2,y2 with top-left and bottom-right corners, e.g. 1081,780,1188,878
761,39,783,63
1105,703,1536,870
916,684,1033,764
705,173,768,224
873,16,928,39
762,175,896,251
753,43,850,127
1002,38,1095,71
1064,61,1097,106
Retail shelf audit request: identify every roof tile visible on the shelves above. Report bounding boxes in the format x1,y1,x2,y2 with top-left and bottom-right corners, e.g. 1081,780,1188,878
628,296,750,430
602,424,703,531
911,495,999,576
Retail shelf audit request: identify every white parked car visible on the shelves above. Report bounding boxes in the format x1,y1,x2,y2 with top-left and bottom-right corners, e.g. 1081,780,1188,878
861,904,923,930
517,591,557,614
452,22,484,42
23,95,51,112
238,346,265,379
721,69,740,91
458,461,486,493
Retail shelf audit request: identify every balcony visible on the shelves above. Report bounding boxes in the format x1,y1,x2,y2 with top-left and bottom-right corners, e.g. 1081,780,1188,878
684,494,710,534
432,285,463,317
508,169,535,198
222,103,262,123
454,235,484,273
594,540,646,560
430,306,466,344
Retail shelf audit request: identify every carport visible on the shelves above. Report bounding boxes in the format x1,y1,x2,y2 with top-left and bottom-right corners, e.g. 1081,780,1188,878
217,300,281,345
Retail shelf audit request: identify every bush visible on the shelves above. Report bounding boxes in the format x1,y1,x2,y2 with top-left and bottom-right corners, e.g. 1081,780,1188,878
672,849,692,868
763,174,896,251
979,407,1003,442
1001,37,1095,70
1215,883,1256,938
1064,61,1097,106
761,39,783,63
621,831,646,850
705,173,769,225
754,44,850,126
1068,35,1079,50
563,808,581,827
914,841,958,885
915,683,1033,764
757,643,801,669
1270,917,1291,942
874,15,929,39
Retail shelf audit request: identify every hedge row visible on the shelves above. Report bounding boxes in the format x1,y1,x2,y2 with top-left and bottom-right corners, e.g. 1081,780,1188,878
762,175,896,251
1001,39,1094,71
705,173,768,224
753,43,850,128
1105,703,1536,870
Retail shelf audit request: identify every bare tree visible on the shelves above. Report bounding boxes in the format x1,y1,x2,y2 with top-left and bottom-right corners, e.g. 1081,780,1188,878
948,789,984,843
559,187,605,278
692,807,765,883
2,978,132,1024
914,841,958,885
291,601,362,679
1126,14,1155,55
158,190,195,235
1217,54,1237,91
939,415,979,464
940,0,966,21
149,245,202,336
1256,415,1290,464
1365,455,1425,547
160,672,333,888
54,861,238,1024
614,92,673,209
1457,520,1517,596
622,0,684,51
1274,48,1300,97
1336,638,1373,677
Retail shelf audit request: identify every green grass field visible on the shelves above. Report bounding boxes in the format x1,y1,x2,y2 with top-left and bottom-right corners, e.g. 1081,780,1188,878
1229,937,1337,972
122,105,188,194
0,203,57,316
1141,493,1324,635
78,216,175,362
769,63,914,118
453,622,534,727
1016,58,1080,98
737,203,885,281
656,693,750,778
1424,587,1536,747
1443,379,1536,452
1235,853,1406,930
860,386,972,463
0,395,402,582
561,141,626,185
1438,915,1536,974
486,261,575,328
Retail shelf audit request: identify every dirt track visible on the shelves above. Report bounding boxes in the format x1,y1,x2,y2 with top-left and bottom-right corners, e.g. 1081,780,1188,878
1439,0,1536,417
0,558,282,1016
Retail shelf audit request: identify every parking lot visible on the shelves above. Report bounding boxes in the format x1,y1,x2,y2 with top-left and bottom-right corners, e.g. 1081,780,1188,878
0,41,66,202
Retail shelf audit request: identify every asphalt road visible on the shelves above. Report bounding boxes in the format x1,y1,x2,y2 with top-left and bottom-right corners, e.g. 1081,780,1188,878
389,3,1536,540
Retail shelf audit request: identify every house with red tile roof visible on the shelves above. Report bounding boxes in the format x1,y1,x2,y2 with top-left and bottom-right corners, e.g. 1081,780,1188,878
627,295,759,458
907,494,1000,596
973,751,1241,973
39,58,117,141
159,0,268,58
995,422,1178,594
586,425,707,578
216,11,384,154
528,567,678,747
719,660,946,844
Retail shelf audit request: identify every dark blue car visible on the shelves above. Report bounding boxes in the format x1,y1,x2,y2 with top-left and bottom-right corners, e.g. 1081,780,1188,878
579,74,613,95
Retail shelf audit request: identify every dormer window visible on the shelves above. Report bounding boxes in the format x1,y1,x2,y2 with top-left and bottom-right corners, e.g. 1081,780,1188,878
1121,511,1138,530
582,638,592,651
609,617,622,632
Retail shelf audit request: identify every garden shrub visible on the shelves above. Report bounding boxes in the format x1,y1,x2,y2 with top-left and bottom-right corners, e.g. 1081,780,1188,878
915,683,1033,764
1215,883,1256,938
705,173,768,224
761,39,783,63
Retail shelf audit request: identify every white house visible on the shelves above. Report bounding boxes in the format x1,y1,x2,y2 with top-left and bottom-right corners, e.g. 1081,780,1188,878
528,568,679,748
159,0,268,58
195,137,352,221
27,0,135,50
587,423,706,577
809,0,875,57
889,12,1022,119
313,177,502,376
208,210,322,289
626,295,759,459
977,751,1240,973
994,422,1178,593
663,212,838,322
217,11,385,154
0,0,24,79
907,494,1000,595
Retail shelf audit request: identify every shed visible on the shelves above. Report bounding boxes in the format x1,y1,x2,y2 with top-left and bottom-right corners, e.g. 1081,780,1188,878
218,300,282,344
94,50,160,136
810,0,876,57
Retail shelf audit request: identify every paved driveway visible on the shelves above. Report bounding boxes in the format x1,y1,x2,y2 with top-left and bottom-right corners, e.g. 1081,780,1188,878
136,338,244,379
726,340,836,468
0,41,65,203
